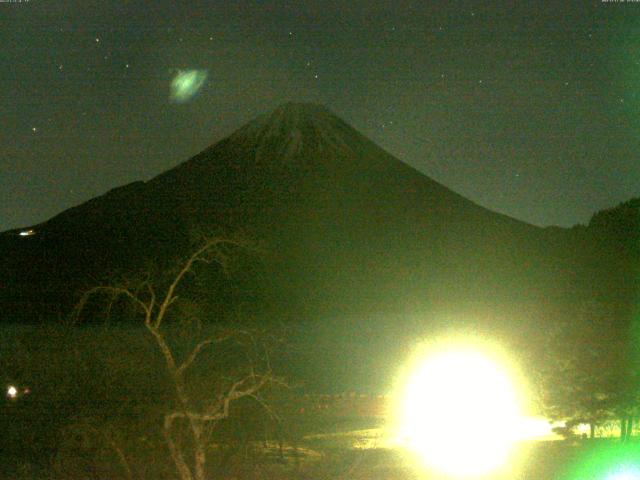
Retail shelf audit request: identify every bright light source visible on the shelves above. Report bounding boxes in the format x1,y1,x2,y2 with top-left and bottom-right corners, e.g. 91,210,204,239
565,442,640,480
513,416,555,441
604,466,640,480
170,69,208,103
7,386,18,398
394,340,525,477
19,229,35,237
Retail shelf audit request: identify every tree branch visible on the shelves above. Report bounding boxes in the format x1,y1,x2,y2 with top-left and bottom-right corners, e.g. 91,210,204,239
154,238,243,329
164,413,194,480
178,339,213,374
74,285,151,323
72,235,279,480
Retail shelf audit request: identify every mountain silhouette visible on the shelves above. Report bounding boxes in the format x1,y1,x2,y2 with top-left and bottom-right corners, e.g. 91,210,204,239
0,103,589,332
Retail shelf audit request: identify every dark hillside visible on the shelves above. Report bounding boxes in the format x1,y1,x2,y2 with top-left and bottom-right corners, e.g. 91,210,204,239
0,104,592,336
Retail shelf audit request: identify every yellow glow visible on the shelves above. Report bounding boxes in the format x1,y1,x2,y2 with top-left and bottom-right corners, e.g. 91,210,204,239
7,386,17,398
394,340,527,477
576,423,590,435
513,416,556,440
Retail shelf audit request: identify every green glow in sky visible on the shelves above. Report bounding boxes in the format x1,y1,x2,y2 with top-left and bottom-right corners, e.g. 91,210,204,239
170,69,208,103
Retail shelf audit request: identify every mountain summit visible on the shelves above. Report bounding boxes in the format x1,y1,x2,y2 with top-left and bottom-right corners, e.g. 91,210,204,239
1,103,565,326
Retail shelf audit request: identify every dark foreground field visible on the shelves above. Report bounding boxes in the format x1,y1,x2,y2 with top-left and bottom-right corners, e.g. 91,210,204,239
217,436,637,480
0,324,633,479
2,405,629,480
268,430,631,480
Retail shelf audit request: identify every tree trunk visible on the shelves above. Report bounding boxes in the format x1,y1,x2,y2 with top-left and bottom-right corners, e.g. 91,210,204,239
590,422,595,439
627,417,634,440
163,427,194,480
191,422,207,480
194,442,206,480
621,418,627,441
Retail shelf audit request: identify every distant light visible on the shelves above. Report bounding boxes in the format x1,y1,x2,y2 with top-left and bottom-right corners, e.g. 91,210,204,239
7,386,17,398
576,423,590,435
19,229,35,237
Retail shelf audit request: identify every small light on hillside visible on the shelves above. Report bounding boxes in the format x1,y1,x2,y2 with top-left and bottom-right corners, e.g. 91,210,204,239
7,386,18,399
19,229,35,237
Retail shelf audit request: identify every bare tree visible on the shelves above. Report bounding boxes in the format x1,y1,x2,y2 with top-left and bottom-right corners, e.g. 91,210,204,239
74,237,280,480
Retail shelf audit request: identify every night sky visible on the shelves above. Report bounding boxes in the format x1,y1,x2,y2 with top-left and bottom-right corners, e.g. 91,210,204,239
2,0,640,231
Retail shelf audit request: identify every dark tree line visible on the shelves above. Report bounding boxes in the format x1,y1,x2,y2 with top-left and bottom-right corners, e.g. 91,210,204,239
537,199,640,440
